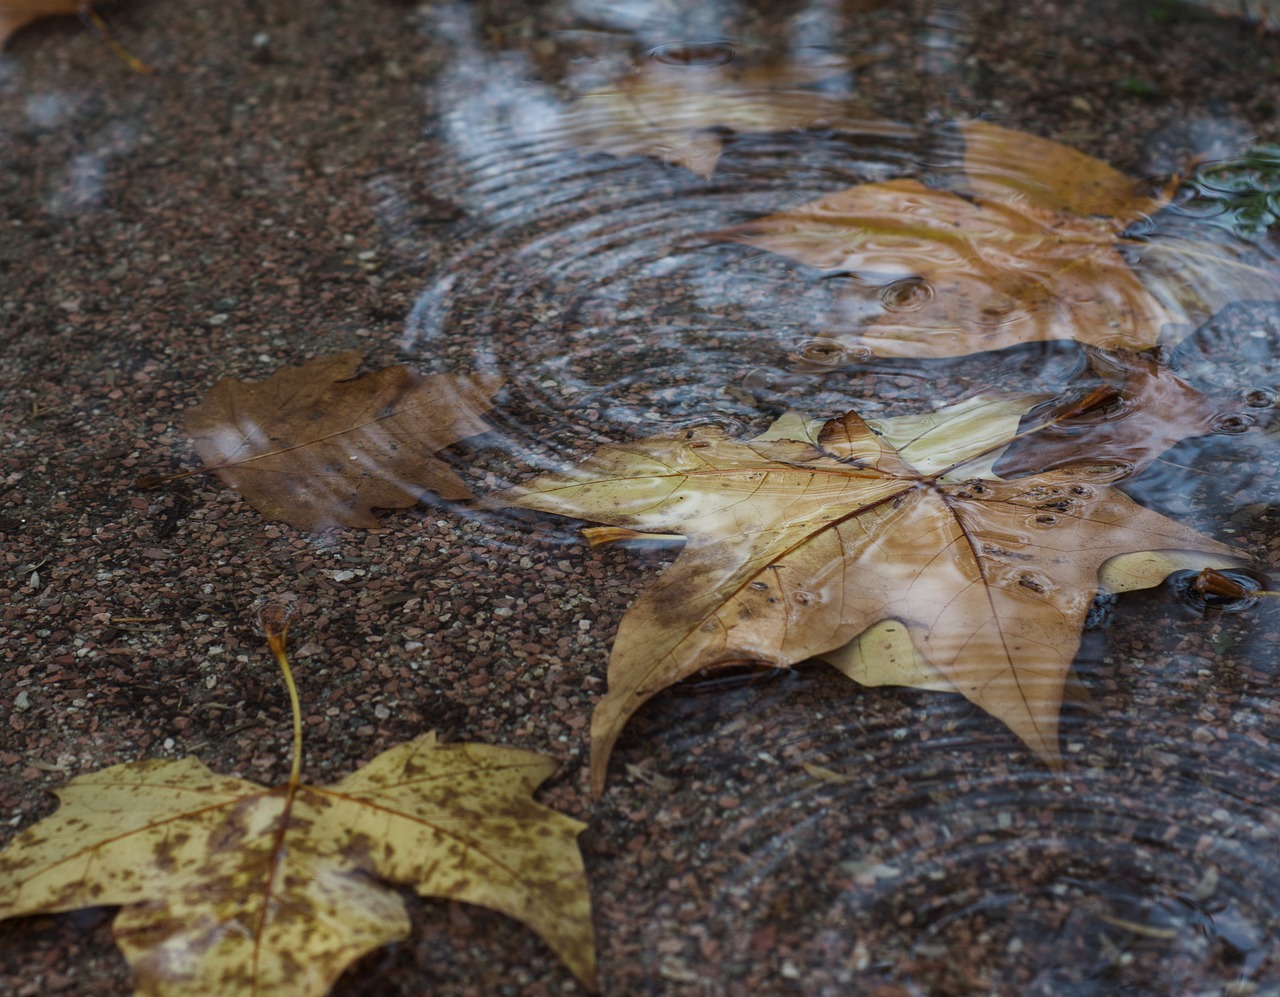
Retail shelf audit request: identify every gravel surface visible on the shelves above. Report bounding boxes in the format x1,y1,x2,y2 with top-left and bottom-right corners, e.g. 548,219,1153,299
3,1,1280,994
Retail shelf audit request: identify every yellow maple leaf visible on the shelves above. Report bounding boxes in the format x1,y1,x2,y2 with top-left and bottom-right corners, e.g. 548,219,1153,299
0,608,595,995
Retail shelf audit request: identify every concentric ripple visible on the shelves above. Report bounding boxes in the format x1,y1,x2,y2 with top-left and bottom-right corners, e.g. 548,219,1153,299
401,132,924,469
377,4,1280,995
388,14,1158,552
384,4,947,523
612,648,1280,996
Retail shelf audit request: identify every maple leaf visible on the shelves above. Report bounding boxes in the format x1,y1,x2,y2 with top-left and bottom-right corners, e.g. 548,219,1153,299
177,351,503,530
720,121,1185,357
0,0,85,47
0,608,596,996
503,397,1240,794
557,54,905,178
0,739,595,994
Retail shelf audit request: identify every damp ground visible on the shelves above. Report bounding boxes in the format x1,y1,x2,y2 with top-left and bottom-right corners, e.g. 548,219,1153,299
3,1,1280,994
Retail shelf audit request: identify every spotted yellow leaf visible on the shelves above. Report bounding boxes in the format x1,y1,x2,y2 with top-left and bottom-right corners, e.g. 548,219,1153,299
0,733,596,995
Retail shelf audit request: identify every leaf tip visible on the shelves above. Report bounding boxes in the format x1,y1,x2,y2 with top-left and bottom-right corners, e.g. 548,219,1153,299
581,526,685,548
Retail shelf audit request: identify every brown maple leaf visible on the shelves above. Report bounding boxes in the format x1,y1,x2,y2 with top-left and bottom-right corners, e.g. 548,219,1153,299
178,351,503,530
0,607,596,995
720,121,1185,357
0,0,85,47
503,397,1240,794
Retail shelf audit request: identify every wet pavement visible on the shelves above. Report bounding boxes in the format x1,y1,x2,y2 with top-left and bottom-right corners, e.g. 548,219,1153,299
4,0,1280,994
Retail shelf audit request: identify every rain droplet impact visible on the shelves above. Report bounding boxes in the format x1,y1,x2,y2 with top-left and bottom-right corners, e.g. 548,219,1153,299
1242,387,1277,408
1210,412,1256,435
879,276,934,312
626,661,1280,996
649,41,737,68
794,339,848,366
1171,568,1265,613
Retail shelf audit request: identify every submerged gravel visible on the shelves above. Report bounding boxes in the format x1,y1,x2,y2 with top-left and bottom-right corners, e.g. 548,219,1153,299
2,0,1280,994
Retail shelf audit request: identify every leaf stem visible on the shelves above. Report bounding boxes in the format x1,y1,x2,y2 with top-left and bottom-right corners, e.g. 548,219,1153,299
259,602,304,787
1193,567,1280,602
79,8,156,75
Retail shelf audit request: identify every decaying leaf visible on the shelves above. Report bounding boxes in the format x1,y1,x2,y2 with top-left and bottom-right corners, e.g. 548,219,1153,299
557,54,905,178
0,0,84,47
182,351,502,530
0,735,595,994
503,396,1240,794
721,121,1184,356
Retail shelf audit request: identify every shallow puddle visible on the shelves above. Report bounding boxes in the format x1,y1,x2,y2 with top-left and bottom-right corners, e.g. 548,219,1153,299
3,0,1280,994
401,1,1280,993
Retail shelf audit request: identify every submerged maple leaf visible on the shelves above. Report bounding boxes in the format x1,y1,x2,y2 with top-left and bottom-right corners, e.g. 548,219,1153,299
504,397,1239,794
557,53,905,178
179,351,503,530
0,612,596,995
721,121,1185,357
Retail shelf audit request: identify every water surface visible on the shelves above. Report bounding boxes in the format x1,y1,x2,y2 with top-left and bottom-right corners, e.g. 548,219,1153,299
394,1,1280,993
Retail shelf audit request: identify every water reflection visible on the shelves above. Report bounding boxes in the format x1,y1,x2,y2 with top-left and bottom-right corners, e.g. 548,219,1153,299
19,90,139,215
399,8,1278,490
396,0,1280,992
401,0,922,478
